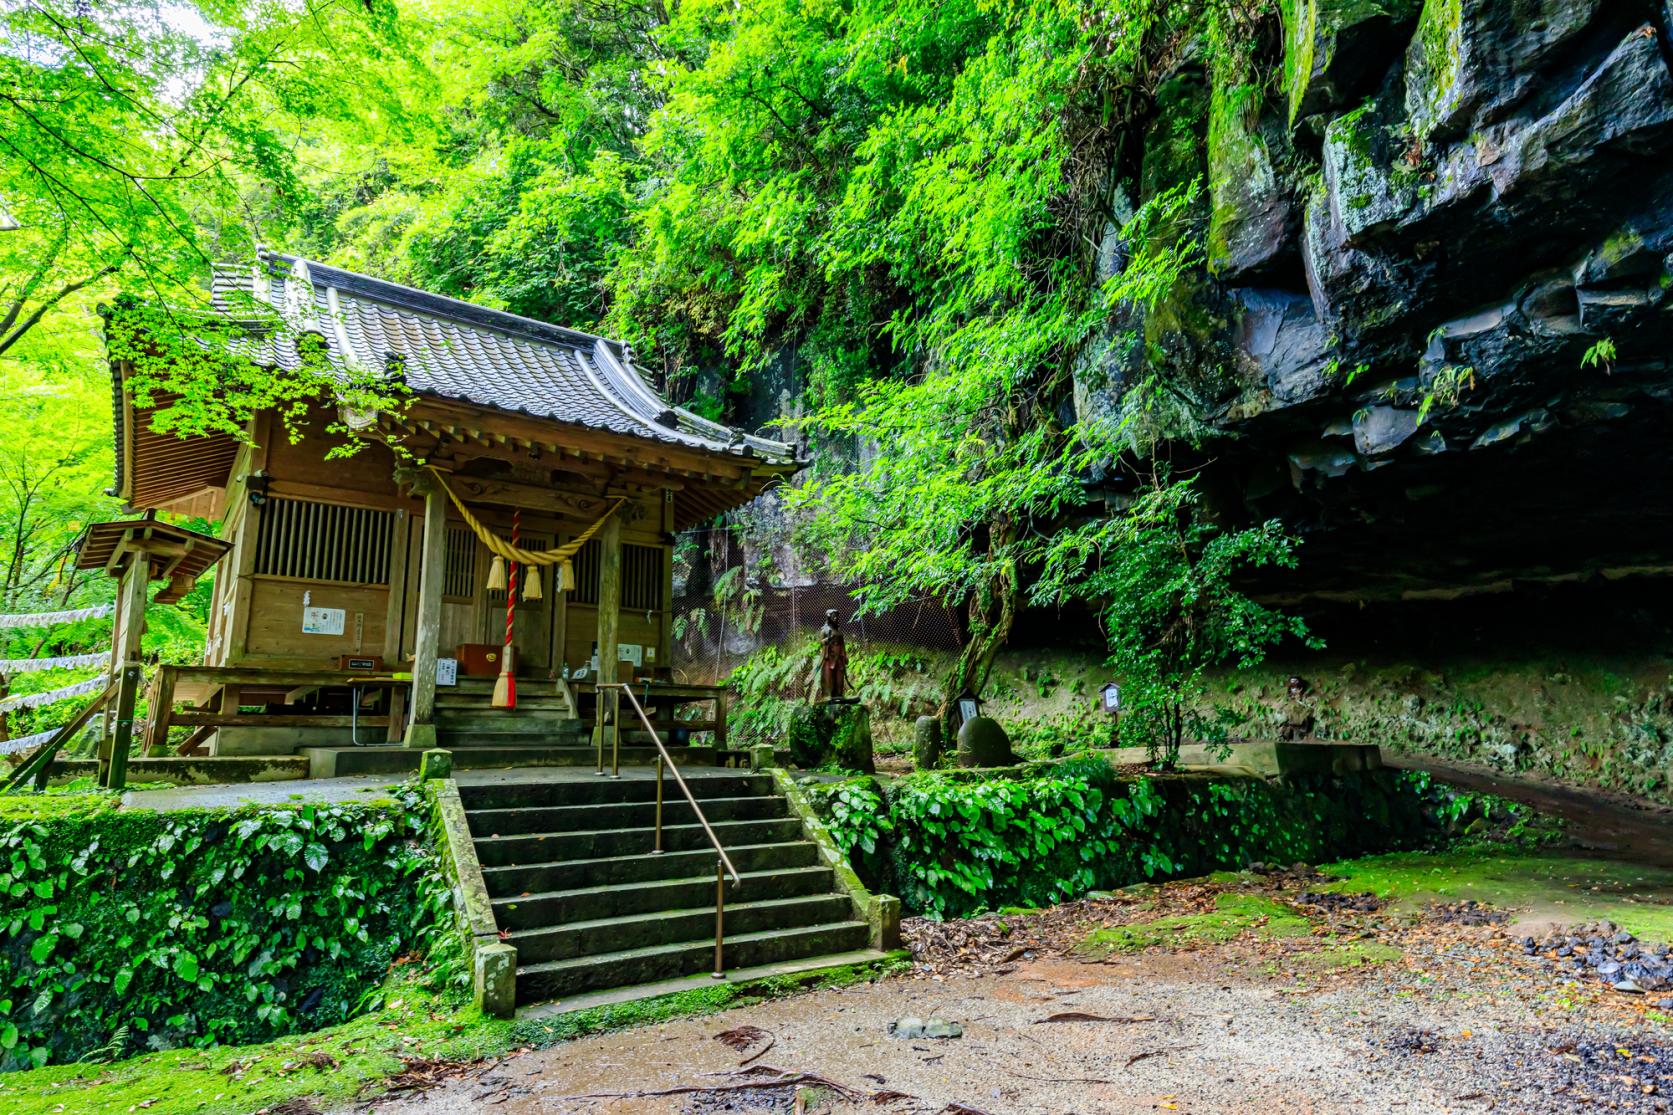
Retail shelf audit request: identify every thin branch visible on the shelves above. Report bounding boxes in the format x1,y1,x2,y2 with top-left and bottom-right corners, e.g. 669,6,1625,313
0,260,123,356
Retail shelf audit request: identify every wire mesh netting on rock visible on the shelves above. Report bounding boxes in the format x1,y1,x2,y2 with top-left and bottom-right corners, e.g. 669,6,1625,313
670,524,965,686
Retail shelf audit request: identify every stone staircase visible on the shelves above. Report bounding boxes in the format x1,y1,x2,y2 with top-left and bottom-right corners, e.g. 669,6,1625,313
461,770,873,1006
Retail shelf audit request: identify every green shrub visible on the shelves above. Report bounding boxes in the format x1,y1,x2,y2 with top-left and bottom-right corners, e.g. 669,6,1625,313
0,786,452,1070
808,761,1441,919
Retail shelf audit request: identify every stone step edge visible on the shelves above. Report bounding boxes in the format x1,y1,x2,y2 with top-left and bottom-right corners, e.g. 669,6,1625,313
480,839,813,880
514,947,904,1020
515,920,872,977
503,891,849,945
491,863,833,912
467,794,772,820
470,817,796,847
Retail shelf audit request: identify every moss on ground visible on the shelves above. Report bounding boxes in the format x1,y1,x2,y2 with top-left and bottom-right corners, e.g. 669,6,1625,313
0,789,115,821
1319,847,1673,943
1294,939,1405,971
1078,893,1313,954
0,955,910,1114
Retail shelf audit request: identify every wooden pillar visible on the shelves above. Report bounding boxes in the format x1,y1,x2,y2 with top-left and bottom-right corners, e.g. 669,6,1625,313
144,667,175,755
659,489,675,674
596,513,622,687
405,481,448,748
100,556,149,789
383,507,412,744
383,507,411,662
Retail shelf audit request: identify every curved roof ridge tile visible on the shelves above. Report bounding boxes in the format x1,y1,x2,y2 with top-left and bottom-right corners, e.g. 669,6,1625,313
212,252,797,466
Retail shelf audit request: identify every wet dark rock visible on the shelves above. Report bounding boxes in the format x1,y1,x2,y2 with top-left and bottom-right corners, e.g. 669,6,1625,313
1230,289,1333,407
1210,93,1305,281
1427,899,1508,926
1527,922,1673,992
956,716,1016,769
1066,0,1673,601
913,716,945,771
1353,406,1421,456
1404,0,1608,145
1381,1026,1440,1055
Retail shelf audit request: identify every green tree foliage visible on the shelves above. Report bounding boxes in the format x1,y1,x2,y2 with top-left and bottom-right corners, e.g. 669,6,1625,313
0,1,423,350
2,0,434,446
2,0,1308,750
1037,474,1317,767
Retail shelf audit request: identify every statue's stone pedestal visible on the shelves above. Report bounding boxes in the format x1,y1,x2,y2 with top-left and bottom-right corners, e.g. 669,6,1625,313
787,702,874,773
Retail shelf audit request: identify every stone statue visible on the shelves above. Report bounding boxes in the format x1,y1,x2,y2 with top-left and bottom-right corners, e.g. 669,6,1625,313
818,609,849,702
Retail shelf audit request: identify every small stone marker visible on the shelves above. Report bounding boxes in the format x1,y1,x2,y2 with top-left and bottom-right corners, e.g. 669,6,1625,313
956,715,1014,768
913,715,944,770
889,1016,963,1039
419,748,453,780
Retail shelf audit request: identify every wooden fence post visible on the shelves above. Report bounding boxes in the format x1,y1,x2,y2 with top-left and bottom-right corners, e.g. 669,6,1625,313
103,665,142,792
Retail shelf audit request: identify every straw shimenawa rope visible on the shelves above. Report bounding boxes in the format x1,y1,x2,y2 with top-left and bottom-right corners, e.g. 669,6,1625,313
426,465,626,592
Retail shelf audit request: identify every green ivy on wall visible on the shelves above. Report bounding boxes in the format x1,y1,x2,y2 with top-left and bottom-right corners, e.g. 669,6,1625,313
0,786,453,1070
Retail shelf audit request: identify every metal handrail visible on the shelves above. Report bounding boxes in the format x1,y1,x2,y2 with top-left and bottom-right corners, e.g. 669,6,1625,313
598,682,740,885
596,682,740,978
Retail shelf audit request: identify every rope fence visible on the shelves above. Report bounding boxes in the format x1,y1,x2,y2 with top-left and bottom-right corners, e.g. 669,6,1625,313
0,676,105,715
0,651,111,675
0,605,113,628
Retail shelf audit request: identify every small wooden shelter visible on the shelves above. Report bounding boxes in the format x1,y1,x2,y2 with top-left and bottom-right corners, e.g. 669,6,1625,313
72,518,230,785
107,250,799,758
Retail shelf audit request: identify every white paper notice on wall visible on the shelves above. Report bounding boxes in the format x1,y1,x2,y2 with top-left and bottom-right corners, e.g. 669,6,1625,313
436,657,458,686
302,606,346,636
617,643,643,666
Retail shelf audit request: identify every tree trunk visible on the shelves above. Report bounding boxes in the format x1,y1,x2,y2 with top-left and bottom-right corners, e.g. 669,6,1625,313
938,520,1020,741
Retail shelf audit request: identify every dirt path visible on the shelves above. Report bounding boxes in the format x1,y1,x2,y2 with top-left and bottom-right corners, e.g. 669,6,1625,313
1387,753,1673,867
362,867,1673,1115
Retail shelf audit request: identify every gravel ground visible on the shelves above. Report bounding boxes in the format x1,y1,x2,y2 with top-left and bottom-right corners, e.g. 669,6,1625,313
358,870,1673,1115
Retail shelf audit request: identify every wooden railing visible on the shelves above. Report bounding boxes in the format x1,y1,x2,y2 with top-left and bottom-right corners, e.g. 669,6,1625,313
596,682,739,978
145,666,410,754
570,679,729,749
2,668,136,792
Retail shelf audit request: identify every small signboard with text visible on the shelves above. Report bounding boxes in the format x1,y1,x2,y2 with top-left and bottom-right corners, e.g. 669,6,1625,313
302,607,346,636
1099,682,1122,715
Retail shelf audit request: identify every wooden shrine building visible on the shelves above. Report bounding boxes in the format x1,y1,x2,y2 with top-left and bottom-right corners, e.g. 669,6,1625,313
107,250,798,767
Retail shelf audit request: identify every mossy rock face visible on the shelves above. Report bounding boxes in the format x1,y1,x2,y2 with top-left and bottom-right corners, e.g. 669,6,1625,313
1283,0,1421,125
955,716,1015,768
1404,0,1601,145
1207,83,1303,282
786,704,875,773
1140,66,1209,226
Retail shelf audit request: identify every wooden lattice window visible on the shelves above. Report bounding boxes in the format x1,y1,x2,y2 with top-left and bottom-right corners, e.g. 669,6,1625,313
623,544,665,611
254,496,393,584
569,539,601,605
443,526,477,599
565,541,665,609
